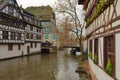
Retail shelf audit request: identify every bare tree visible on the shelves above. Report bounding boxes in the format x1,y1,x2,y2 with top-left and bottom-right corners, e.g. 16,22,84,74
55,0,85,53
58,17,77,47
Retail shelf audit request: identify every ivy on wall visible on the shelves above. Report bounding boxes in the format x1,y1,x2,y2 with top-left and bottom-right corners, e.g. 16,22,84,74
86,0,114,27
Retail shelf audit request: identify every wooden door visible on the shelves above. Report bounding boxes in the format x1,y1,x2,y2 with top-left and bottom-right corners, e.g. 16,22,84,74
27,46,30,54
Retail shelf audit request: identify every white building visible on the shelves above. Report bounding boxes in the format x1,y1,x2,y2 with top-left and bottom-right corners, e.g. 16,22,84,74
22,9,42,55
83,0,120,80
0,0,42,60
25,6,60,48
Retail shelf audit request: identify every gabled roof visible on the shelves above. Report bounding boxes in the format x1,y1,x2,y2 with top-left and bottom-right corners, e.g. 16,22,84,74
20,7,35,18
26,5,54,16
0,0,10,11
0,0,25,21
0,0,42,28
26,5,54,20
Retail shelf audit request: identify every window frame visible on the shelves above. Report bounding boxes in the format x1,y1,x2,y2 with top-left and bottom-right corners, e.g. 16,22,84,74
18,44,21,50
94,38,99,64
3,31,8,39
8,44,13,51
104,35,115,77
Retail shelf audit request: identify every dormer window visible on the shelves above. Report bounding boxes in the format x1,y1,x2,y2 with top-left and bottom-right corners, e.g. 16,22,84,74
9,0,15,5
8,7,14,15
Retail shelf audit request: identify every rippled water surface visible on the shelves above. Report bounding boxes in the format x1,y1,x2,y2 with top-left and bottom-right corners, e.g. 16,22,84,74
0,50,88,80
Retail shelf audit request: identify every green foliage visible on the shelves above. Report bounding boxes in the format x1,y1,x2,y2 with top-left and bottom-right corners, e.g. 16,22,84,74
86,18,92,27
96,0,104,13
94,54,98,64
105,58,113,76
89,51,92,59
86,0,114,27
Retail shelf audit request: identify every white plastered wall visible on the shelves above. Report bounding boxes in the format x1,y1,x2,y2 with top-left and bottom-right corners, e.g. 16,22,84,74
88,37,114,80
98,37,104,68
115,33,120,80
23,42,41,55
30,43,41,54
0,44,23,59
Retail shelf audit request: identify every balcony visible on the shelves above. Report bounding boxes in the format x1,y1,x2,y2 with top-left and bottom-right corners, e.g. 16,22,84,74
25,38,42,42
0,39,25,43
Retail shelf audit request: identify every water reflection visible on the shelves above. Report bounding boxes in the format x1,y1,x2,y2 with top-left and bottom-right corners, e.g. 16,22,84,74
0,50,88,80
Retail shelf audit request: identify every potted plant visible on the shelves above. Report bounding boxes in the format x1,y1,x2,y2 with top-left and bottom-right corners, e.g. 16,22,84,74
94,54,98,64
105,58,113,76
89,51,92,59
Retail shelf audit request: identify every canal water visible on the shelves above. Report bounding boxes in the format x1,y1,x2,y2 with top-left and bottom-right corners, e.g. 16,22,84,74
0,50,88,80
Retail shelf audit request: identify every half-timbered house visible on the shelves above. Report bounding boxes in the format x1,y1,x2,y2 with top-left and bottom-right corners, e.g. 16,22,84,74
0,0,25,59
21,9,42,55
0,0,42,60
83,0,120,80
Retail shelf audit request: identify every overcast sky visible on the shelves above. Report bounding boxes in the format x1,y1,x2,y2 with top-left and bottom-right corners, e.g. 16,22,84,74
16,0,56,8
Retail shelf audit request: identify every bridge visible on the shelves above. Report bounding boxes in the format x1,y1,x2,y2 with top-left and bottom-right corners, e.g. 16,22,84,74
62,45,81,55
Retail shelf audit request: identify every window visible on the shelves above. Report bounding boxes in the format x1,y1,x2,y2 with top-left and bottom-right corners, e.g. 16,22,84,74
36,35,38,39
36,35,41,39
8,7,14,15
45,28,49,32
104,35,115,77
45,34,49,39
17,33,21,40
89,40,93,59
35,43,37,48
30,26,33,31
89,40,92,52
8,44,13,51
36,28,38,32
31,43,33,48
94,39,99,64
41,22,45,26
10,0,15,5
39,35,41,39
18,44,21,50
3,31,8,39
11,32,15,40
45,22,49,25
26,33,29,39
30,34,33,39
37,28,41,32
